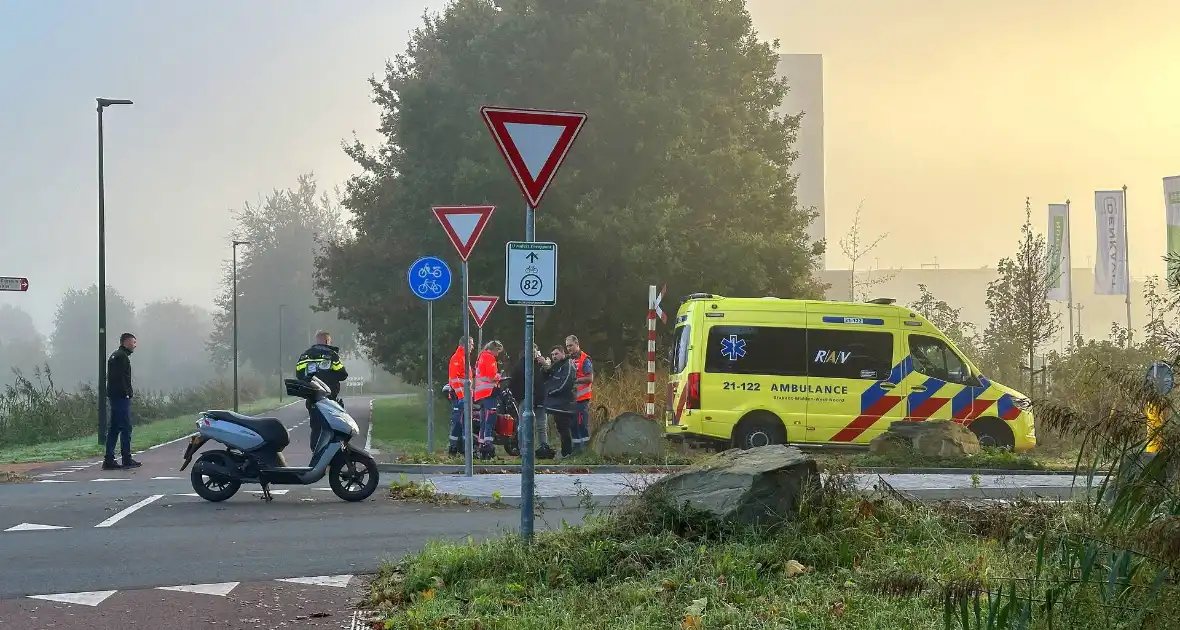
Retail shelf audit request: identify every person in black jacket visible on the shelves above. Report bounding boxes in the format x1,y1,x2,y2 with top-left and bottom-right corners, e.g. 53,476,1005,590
508,344,555,458
543,345,577,458
295,331,349,451
104,332,141,470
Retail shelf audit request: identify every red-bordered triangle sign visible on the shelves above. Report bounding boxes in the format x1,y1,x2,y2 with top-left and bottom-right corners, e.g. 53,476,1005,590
468,295,499,328
432,206,495,262
480,106,587,209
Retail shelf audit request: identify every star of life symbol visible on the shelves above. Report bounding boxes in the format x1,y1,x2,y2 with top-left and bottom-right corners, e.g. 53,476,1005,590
720,335,746,361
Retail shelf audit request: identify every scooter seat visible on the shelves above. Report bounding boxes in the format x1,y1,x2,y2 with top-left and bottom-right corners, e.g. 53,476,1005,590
205,410,290,450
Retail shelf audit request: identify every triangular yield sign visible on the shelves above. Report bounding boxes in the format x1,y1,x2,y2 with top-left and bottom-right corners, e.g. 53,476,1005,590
4,522,70,532
27,590,117,606
480,106,587,209
468,295,499,328
157,582,240,597
432,206,495,262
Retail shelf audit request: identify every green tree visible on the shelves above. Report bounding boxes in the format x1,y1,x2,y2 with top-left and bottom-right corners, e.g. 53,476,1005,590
48,285,137,389
209,174,356,378
982,198,1060,393
316,0,825,381
0,304,48,384
135,299,214,391
907,284,981,362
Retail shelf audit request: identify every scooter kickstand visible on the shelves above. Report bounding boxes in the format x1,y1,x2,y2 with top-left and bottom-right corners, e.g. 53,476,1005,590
259,482,274,503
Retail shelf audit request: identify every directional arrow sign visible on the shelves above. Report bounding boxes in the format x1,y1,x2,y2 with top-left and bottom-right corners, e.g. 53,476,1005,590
0,277,29,292
432,206,495,262
480,106,587,209
653,285,667,324
468,296,499,328
505,241,557,307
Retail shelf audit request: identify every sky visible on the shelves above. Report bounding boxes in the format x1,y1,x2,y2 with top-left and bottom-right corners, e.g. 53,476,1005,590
1,0,1178,335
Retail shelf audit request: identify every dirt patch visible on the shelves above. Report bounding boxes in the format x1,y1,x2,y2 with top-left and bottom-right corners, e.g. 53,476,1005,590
0,469,30,483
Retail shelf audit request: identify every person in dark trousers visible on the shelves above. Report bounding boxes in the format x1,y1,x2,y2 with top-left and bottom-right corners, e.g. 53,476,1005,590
295,331,348,451
104,333,141,470
543,345,577,459
508,344,555,457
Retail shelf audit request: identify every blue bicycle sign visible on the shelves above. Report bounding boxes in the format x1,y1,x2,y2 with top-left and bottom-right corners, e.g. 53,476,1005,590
407,256,452,301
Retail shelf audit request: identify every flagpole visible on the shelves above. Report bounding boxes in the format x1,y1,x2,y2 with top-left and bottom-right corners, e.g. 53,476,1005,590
1065,199,1075,350
1123,184,1132,346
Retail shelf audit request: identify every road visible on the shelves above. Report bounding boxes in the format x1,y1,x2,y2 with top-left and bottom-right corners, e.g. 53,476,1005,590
0,396,589,629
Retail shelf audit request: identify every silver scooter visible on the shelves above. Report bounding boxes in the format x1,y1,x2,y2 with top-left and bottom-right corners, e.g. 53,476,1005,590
180,376,379,503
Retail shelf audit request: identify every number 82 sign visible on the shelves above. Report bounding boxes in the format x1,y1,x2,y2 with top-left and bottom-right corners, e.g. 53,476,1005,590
504,241,557,307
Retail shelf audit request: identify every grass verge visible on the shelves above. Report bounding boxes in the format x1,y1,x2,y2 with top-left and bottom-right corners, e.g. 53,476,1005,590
363,471,1179,629
0,396,284,464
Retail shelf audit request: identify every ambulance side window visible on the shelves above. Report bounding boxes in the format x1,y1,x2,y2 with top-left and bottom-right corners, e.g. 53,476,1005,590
704,326,807,376
909,335,970,384
671,325,692,374
806,329,894,380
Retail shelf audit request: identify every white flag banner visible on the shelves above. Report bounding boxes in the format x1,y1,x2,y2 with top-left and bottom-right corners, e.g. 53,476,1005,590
1093,190,1128,295
1165,176,1180,278
1046,203,1071,301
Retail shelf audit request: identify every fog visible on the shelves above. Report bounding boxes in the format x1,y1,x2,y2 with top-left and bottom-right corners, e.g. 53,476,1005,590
2,0,1178,391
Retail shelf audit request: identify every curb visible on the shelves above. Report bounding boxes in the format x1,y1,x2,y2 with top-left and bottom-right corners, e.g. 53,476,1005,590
377,463,1088,477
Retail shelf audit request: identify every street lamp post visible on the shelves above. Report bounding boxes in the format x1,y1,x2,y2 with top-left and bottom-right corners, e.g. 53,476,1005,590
278,304,287,402
232,240,251,411
96,97,133,444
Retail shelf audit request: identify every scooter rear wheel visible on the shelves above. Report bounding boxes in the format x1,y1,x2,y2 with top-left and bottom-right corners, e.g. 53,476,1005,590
190,451,242,502
329,450,379,502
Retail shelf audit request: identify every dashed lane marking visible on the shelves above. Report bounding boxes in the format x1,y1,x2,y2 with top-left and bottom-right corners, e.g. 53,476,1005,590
26,590,117,607
23,573,356,607
94,494,164,528
4,523,70,532
156,582,240,596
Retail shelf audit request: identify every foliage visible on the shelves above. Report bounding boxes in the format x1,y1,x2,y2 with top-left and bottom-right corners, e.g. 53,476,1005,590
0,364,267,449
982,199,1059,392
908,284,982,363
208,173,358,373
316,0,825,383
840,200,896,301
0,304,47,382
47,285,137,389
131,299,215,391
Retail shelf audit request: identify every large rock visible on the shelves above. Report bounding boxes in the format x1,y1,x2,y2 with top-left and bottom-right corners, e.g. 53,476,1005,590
590,412,664,459
643,445,819,526
869,420,981,457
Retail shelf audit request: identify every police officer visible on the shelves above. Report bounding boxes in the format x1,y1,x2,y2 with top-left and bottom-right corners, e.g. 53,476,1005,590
295,330,348,451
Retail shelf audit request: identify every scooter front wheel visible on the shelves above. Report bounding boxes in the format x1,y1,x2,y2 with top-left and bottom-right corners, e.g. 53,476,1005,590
190,451,242,502
329,449,379,502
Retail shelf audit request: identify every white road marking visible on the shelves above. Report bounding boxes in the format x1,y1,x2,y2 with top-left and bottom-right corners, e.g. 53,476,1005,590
94,494,165,528
277,574,353,587
92,478,130,482
35,473,64,478
4,522,70,532
148,432,198,450
151,476,183,480
35,479,77,484
247,489,289,496
27,590,117,606
157,582,240,596
175,493,200,497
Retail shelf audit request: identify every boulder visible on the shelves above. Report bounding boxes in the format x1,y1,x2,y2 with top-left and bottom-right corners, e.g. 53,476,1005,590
590,412,665,459
871,420,981,458
643,445,819,526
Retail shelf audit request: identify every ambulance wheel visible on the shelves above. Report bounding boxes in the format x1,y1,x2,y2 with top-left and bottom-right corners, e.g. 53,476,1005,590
969,417,1014,450
733,412,787,450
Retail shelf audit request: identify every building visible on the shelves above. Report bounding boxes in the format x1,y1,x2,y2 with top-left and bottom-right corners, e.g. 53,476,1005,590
775,54,826,265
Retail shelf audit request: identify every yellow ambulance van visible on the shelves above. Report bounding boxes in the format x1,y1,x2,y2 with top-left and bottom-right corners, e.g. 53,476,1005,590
665,294,1036,452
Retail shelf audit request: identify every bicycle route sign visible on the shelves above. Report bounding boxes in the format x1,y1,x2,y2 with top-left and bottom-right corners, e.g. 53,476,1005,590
504,241,557,307
407,256,452,301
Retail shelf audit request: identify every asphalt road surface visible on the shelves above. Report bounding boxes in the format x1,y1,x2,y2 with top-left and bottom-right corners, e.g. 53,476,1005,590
0,396,590,629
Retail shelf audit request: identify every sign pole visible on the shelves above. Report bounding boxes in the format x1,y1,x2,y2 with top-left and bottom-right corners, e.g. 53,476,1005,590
520,201,537,541
426,300,435,453
647,285,657,419
462,260,474,477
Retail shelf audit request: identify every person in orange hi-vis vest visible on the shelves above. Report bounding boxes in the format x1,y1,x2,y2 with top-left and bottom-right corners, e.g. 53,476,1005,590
565,334,594,452
446,336,474,455
474,340,505,458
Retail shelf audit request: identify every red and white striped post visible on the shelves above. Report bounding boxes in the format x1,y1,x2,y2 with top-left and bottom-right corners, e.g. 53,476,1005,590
646,285,667,419
646,286,658,419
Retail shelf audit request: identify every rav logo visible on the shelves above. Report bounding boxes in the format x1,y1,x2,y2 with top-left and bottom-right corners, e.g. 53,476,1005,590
814,350,851,364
